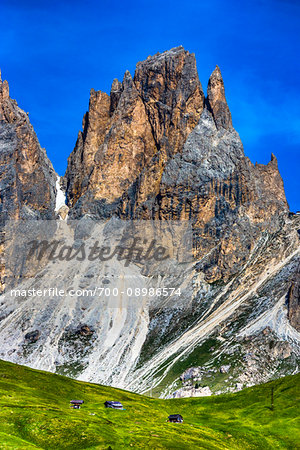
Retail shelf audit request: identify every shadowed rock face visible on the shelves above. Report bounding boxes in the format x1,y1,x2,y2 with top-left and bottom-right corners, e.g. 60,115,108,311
133,46,205,151
0,71,57,221
288,263,300,331
150,111,288,282
63,47,289,282
0,71,57,288
206,65,232,130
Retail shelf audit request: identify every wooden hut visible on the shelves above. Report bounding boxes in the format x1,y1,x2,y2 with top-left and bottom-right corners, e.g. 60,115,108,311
70,400,84,409
168,414,183,423
104,401,123,409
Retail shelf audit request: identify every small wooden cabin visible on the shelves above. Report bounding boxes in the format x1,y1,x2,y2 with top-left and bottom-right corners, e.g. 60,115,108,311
168,414,183,423
70,400,84,409
104,401,123,409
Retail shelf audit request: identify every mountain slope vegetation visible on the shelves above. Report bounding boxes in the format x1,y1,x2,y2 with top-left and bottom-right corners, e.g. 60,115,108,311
0,360,299,449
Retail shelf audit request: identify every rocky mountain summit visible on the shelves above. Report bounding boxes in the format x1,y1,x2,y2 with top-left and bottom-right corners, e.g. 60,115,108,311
0,47,299,397
63,46,288,284
63,47,205,215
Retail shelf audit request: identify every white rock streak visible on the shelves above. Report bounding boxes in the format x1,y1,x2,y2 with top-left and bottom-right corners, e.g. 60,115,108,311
55,176,66,212
239,295,300,342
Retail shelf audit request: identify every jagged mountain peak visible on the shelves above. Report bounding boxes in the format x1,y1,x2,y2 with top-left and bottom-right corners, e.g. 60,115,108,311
207,64,232,130
134,45,203,95
122,69,135,91
142,45,187,62
0,73,11,111
270,152,278,165
111,77,122,91
0,80,9,103
109,78,123,115
0,72,57,221
210,64,222,78
123,69,133,80
64,47,205,212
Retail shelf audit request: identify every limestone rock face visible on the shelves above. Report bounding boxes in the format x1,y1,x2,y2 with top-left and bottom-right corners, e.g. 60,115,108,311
153,110,288,281
0,71,57,288
24,330,40,344
63,46,205,217
170,385,212,398
63,88,111,208
206,65,232,129
288,262,300,331
0,71,57,221
63,48,288,282
133,46,205,152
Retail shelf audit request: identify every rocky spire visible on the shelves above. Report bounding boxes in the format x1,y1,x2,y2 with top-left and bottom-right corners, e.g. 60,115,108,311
207,65,232,129
0,70,10,106
270,152,278,167
64,47,205,212
0,72,57,220
134,47,205,151
110,78,123,115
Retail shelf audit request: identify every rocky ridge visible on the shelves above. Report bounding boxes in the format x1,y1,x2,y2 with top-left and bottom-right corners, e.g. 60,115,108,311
0,71,57,289
0,70,57,221
63,46,288,284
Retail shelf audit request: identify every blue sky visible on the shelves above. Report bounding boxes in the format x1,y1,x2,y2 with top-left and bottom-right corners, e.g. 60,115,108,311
0,0,299,210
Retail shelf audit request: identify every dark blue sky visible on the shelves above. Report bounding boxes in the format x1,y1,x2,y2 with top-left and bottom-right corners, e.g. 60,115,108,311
1,0,299,210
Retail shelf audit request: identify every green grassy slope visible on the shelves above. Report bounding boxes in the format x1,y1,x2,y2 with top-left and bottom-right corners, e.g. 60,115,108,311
0,360,299,449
